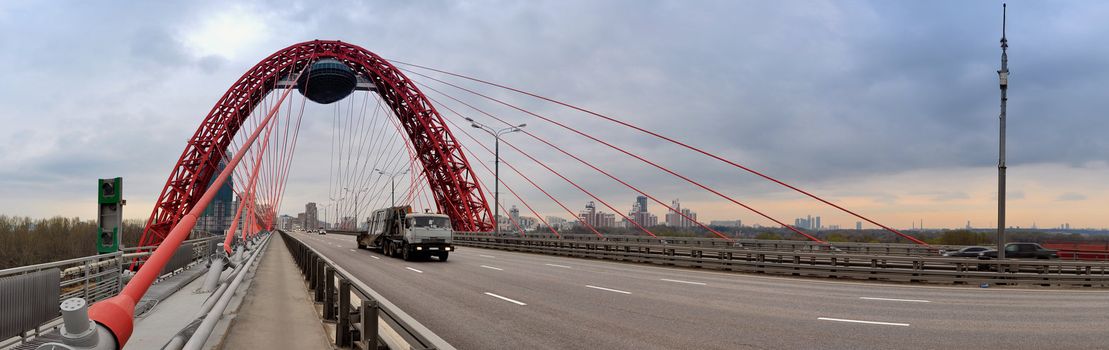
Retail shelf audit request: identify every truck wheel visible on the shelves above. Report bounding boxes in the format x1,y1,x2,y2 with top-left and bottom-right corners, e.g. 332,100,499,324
383,241,392,257
402,246,412,261
438,252,449,262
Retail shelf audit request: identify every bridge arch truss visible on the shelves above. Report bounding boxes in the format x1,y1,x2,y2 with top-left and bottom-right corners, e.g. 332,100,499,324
139,40,492,247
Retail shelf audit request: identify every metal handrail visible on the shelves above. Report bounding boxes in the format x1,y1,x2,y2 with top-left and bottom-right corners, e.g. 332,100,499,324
279,230,455,350
0,236,221,349
455,235,1109,288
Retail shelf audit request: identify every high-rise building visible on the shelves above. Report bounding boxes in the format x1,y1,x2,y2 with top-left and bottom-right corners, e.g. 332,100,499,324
664,199,697,229
579,201,619,228
598,212,616,228
680,208,696,228
579,201,597,228
665,199,682,227
545,216,571,230
499,205,525,232
856,221,863,230
197,158,235,234
279,215,294,230
626,195,658,228
794,215,825,230
306,202,319,229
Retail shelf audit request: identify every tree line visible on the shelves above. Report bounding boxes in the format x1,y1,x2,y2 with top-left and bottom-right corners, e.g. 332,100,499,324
0,215,147,270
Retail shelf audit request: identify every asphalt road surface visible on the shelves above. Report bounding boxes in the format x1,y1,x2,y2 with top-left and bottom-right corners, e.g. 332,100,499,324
295,232,1109,350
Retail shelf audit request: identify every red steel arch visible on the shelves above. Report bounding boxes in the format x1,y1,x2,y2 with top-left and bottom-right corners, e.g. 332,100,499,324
138,40,492,247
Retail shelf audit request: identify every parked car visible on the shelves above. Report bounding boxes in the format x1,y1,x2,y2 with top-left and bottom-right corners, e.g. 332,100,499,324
978,243,1059,260
318,229,327,235
942,246,990,257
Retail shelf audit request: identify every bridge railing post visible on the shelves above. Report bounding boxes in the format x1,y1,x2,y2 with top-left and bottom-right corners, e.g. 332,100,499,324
324,267,336,320
314,258,325,302
308,255,316,283
337,279,352,347
361,299,379,350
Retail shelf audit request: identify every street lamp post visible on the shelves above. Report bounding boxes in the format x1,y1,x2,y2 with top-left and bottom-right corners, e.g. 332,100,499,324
376,168,410,207
344,187,369,230
465,117,526,235
329,196,344,229
321,203,333,229
996,4,1009,259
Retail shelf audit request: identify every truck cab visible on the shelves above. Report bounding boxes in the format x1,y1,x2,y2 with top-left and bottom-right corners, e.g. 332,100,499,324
402,213,454,260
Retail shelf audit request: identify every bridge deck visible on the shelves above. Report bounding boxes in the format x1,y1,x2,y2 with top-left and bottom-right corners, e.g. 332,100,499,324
217,236,332,349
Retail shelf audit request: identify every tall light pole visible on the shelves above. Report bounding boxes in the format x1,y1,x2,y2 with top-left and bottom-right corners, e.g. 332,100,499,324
321,203,333,229
376,168,410,207
329,196,344,229
344,187,369,229
466,117,526,235
996,3,1009,259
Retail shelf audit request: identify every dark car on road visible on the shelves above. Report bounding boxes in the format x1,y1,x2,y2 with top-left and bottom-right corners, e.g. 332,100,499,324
942,246,990,257
978,243,1059,260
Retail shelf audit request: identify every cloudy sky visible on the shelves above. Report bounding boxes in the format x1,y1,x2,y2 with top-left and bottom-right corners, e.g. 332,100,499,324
1,1,1107,230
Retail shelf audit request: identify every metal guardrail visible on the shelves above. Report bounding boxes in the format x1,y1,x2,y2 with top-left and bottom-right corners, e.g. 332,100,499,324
454,234,1109,288
455,232,1109,261
279,230,454,350
0,236,221,349
453,231,960,256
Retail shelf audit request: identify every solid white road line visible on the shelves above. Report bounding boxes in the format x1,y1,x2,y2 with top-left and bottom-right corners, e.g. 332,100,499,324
406,267,424,273
660,278,707,286
859,297,931,303
545,263,572,268
586,285,631,294
480,265,504,271
484,292,527,306
860,296,931,301
817,317,910,327
371,256,381,260
479,254,495,258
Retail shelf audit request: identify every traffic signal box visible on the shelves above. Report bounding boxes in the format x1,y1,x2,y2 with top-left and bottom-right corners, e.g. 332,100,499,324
97,177,124,254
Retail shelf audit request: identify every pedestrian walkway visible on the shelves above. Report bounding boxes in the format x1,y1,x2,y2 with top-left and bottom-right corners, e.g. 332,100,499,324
216,236,332,349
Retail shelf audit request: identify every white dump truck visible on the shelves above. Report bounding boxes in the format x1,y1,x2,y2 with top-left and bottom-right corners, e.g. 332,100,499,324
356,205,453,261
